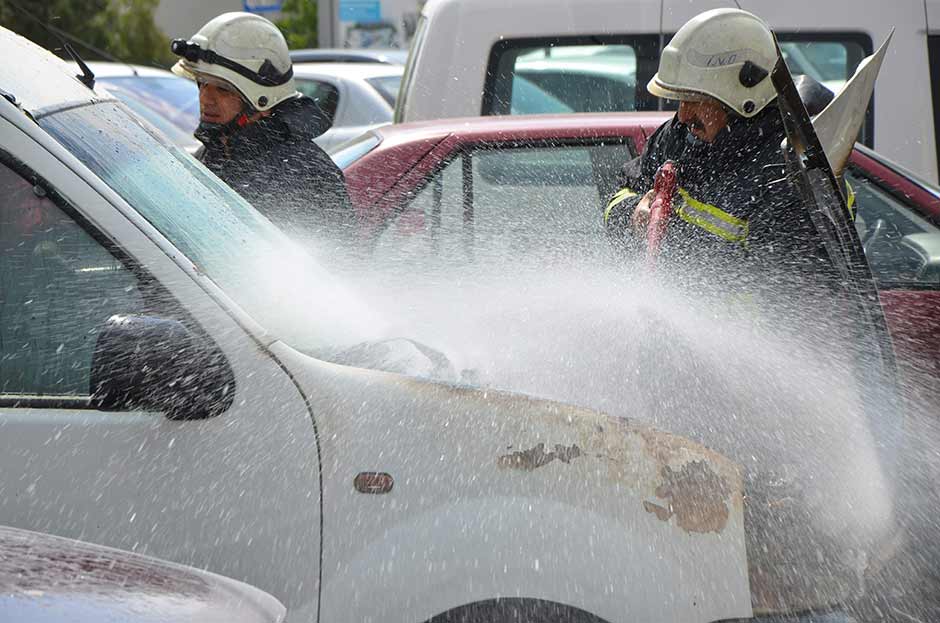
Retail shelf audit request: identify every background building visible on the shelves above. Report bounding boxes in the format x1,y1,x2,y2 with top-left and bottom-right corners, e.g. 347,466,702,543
319,0,424,49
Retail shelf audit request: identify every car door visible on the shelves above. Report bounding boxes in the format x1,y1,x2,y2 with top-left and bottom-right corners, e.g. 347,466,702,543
0,116,322,621
371,134,639,268
847,155,940,400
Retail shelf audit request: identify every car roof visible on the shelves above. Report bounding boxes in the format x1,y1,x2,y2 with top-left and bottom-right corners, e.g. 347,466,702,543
289,48,408,65
373,111,672,144
292,62,404,81
84,61,178,79
0,27,109,114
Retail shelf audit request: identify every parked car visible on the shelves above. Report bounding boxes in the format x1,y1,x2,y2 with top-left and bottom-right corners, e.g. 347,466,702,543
90,61,403,155
290,48,408,65
87,62,200,154
1,26,763,623
396,0,939,184
293,62,403,151
0,525,285,623
338,112,940,385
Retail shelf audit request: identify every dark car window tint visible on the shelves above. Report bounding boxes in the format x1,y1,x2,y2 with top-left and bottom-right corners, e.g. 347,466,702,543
0,162,144,396
296,78,340,122
847,167,940,288
373,141,635,267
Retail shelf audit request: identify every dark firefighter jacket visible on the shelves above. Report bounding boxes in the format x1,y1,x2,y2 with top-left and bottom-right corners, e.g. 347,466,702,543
197,95,357,245
603,105,838,293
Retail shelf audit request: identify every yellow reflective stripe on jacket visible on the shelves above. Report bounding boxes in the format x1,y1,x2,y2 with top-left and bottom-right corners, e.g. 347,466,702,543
676,187,749,244
845,179,856,221
604,187,639,224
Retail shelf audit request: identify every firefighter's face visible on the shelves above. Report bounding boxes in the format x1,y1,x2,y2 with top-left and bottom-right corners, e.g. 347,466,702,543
197,79,244,124
678,98,729,143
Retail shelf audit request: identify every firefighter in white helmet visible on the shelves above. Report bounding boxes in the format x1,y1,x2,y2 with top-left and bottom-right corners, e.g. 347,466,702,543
603,7,829,284
171,12,355,245
605,9,889,623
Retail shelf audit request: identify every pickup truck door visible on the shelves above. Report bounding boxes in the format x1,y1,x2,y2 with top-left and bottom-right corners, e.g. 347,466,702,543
0,114,322,621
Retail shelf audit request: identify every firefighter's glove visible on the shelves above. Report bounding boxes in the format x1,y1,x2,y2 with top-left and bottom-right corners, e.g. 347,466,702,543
630,190,656,237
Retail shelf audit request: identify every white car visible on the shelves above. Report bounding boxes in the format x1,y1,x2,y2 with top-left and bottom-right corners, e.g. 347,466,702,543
292,62,403,151
0,27,752,623
396,0,938,183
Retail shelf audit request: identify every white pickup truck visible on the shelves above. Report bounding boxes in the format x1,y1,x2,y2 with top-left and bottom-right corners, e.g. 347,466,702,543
0,27,752,623
395,0,939,184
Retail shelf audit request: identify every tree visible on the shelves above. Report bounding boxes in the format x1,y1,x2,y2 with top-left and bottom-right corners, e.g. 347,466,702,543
0,0,173,67
277,0,318,50
103,0,175,67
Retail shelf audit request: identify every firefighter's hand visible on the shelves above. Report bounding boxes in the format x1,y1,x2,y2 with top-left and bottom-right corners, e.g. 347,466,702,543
631,190,655,236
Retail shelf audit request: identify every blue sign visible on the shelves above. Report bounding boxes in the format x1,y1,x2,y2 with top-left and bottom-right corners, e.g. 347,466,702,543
243,0,282,13
339,0,382,23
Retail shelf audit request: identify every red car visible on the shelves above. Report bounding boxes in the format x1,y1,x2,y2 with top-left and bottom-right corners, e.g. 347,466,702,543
337,113,940,387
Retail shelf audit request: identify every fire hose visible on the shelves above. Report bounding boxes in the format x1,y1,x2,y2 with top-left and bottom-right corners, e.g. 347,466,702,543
646,160,678,267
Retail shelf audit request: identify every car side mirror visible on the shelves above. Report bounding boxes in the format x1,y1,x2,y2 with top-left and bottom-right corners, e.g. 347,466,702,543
90,315,234,420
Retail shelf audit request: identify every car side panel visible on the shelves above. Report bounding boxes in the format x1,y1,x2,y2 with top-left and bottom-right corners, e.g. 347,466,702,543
0,114,322,621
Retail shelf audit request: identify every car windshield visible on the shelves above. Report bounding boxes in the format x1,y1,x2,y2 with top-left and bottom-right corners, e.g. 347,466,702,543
97,76,199,134
38,101,377,351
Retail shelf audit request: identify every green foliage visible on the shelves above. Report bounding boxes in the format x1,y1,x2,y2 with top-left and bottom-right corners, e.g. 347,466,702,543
277,0,318,50
0,0,173,67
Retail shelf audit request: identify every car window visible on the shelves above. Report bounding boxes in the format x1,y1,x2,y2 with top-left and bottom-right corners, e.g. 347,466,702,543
509,75,573,115
296,78,340,122
484,34,871,142
365,75,402,107
847,167,940,288
778,39,867,95
0,160,144,397
373,140,635,267
485,40,649,115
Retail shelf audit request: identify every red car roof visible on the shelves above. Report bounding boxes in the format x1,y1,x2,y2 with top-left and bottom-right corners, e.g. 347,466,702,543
373,111,674,144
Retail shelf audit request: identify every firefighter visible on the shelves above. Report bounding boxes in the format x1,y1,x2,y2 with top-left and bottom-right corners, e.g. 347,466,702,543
605,9,892,622
603,8,829,292
170,12,356,245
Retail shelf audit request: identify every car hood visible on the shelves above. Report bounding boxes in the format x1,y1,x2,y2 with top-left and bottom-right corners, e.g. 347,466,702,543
270,340,754,622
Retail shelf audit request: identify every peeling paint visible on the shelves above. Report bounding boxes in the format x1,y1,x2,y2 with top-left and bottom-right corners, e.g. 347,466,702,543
643,460,731,534
497,442,582,471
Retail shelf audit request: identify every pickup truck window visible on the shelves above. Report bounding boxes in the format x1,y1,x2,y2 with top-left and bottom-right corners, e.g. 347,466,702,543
484,36,661,115
485,33,872,143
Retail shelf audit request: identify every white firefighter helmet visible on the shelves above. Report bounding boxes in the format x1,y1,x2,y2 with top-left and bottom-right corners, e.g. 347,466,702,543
171,12,298,112
648,8,777,118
